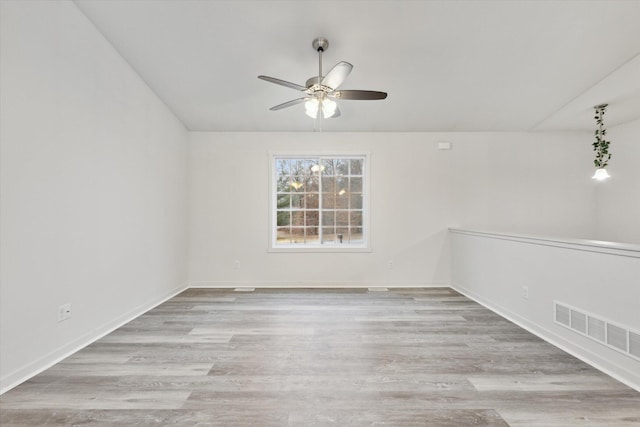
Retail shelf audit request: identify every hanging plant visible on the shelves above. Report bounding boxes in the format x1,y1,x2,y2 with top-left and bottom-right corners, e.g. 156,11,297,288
592,104,611,169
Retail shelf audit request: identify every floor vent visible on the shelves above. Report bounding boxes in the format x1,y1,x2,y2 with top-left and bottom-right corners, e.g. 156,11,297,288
234,287,255,292
368,287,388,292
554,301,639,362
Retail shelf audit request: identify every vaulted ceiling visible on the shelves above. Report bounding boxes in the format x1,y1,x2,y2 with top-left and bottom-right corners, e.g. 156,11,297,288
74,0,640,132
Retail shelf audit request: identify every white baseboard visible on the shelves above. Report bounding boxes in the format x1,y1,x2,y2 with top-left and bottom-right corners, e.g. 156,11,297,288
0,283,188,395
188,280,450,289
451,283,640,392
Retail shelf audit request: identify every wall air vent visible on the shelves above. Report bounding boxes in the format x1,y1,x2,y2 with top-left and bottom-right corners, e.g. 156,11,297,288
629,331,640,359
607,323,628,352
587,317,606,342
554,301,639,362
555,304,570,326
570,310,587,334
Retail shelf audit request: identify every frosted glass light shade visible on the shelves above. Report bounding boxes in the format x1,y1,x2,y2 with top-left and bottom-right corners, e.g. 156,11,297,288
305,98,319,118
322,99,337,118
592,168,610,181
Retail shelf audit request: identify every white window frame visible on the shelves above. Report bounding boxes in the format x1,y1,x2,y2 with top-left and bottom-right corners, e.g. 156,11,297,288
268,152,371,253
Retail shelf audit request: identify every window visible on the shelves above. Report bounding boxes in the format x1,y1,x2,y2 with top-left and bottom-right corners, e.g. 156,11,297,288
271,154,369,251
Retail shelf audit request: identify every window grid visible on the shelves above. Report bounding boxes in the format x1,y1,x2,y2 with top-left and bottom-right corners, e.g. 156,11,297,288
274,156,365,247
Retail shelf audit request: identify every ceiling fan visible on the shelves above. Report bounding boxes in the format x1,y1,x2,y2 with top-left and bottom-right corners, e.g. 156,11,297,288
258,37,387,120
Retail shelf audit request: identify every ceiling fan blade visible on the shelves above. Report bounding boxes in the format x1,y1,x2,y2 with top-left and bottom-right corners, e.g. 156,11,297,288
335,90,387,100
258,75,307,91
321,61,353,90
269,98,308,111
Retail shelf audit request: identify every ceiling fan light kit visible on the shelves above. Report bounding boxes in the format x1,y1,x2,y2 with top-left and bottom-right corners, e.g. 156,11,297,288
258,37,387,124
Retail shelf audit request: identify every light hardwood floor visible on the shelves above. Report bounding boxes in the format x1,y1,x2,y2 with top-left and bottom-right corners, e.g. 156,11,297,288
1,288,639,426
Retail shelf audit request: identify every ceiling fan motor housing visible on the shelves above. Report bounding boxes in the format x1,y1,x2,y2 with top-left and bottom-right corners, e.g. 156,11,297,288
312,37,329,52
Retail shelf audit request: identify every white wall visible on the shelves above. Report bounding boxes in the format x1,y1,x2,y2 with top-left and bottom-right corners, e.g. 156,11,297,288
0,1,188,392
189,132,452,287
596,118,640,244
188,131,596,287
450,132,598,238
451,229,640,390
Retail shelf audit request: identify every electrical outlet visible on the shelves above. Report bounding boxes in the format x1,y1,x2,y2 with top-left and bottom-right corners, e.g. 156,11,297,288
58,303,72,322
522,286,529,300
233,260,240,270
387,260,393,270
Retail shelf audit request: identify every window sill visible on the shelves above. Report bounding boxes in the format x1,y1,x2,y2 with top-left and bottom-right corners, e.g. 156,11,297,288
268,245,371,253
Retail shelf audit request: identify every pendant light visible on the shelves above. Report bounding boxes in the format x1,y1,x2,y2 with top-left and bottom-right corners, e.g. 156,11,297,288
592,104,612,181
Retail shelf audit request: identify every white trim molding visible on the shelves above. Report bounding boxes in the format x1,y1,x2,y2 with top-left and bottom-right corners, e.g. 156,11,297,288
0,283,188,395
449,228,640,258
450,228,640,392
188,281,449,289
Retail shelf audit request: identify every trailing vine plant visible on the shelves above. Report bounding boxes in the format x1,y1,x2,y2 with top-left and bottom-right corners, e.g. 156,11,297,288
592,104,611,169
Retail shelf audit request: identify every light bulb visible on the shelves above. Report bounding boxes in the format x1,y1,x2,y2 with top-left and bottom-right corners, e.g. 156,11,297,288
322,98,337,118
592,168,610,181
305,98,319,118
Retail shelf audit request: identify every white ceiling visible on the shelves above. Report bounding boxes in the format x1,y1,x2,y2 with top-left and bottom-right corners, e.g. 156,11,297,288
74,0,640,132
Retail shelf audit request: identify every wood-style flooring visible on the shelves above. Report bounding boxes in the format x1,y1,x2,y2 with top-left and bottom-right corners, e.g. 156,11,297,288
1,288,639,426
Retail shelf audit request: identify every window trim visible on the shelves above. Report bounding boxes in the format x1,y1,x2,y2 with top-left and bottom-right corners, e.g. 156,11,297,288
268,151,371,253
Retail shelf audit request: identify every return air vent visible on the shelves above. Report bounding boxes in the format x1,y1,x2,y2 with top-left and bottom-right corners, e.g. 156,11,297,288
630,332,640,359
587,317,606,342
555,304,570,326
554,301,639,362
570,310,587,334
607,324,627,351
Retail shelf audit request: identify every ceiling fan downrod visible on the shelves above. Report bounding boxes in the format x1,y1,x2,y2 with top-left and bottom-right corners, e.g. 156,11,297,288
312,37,329,80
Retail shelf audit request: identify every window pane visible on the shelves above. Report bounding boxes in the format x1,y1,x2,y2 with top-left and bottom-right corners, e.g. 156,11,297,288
351,227,363,242
322,210,335,226
277,178,290,193
322,227,337,243
322,159,336,175
350,159,363,175
336,228,348,243
291,228,305,243
290,194,304,209
276,159,290,175
333,230,349,245
292,211,304,226
336,194,349,209
321,176,336,192
310,161,324,174
277,227,291,243
292,160,308,175
306,227,319,243
277,194,290,209
350,211,363,227
307,175,319,192
350,177,362,193
306,193,319,209
323,193,336,209
336,159,349,175
336,177,348,194
350,193,363,209
302,160,316,173
290,177,305,192
306,211,319,227
277,211,290,226
336,211,349,227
